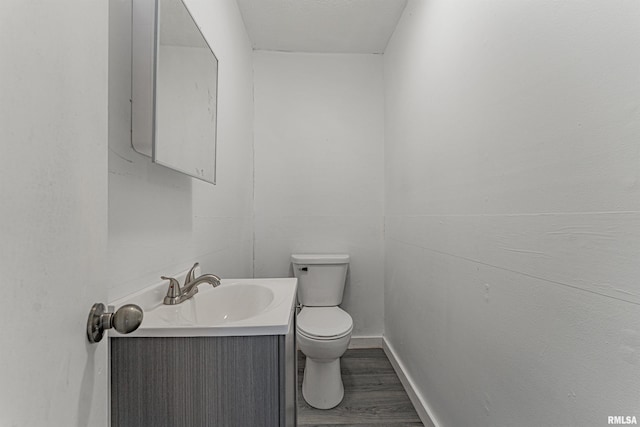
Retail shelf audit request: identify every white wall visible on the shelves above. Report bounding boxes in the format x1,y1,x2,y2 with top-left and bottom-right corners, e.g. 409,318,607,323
108,0,254,300
253,51,385,337
384,1,640,426
0,1,109,425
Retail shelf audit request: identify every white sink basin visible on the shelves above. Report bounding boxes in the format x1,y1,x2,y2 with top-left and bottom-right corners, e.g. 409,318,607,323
192,283,274,324
109,277,297,337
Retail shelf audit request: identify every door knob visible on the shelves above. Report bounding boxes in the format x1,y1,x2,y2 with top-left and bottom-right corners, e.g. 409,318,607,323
86,303,143,343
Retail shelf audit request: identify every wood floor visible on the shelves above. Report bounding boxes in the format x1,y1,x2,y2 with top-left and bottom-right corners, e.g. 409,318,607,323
297,348,423,426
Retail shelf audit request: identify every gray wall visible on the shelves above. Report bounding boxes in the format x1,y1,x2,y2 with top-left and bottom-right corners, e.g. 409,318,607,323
384,1,640,426
252,51,385,337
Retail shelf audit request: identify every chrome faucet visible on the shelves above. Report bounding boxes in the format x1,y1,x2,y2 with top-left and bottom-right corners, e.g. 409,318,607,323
162,263,221,305
185,262,200,286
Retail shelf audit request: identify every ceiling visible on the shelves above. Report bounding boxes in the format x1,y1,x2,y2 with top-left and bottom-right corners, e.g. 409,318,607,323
236,0,408,54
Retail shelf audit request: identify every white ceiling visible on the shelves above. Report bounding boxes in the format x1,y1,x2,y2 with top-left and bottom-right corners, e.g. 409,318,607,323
236,0,408,54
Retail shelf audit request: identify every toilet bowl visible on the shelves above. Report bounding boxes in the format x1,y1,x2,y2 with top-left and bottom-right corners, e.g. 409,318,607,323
292,254,352,409
297,306,353,409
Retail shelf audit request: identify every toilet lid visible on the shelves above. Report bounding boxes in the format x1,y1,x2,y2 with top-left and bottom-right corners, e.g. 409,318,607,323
297,307,353,339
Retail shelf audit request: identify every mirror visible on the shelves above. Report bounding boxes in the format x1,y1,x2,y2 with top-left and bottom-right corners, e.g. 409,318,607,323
132,0,218,184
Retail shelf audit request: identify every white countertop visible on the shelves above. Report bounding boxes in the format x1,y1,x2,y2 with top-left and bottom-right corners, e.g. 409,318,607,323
110,277,297,337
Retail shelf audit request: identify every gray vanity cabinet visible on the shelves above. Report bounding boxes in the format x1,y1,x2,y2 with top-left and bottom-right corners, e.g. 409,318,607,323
110,313,296,427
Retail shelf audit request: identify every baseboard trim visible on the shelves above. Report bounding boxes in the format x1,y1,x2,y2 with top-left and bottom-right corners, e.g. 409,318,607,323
349,336,383,349
383,337,440,427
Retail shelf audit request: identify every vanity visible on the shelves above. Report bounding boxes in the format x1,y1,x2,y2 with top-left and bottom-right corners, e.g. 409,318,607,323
109,278,298,427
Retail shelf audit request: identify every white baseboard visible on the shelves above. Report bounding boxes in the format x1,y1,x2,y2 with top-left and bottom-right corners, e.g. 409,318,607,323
383,337,439,427
298,336,383,353
349,336,383,349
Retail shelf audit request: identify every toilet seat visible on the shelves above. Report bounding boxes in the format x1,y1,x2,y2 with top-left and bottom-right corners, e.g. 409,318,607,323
297,306,353,340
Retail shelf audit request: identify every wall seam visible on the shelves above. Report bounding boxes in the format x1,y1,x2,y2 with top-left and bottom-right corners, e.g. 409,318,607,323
251,48,257,278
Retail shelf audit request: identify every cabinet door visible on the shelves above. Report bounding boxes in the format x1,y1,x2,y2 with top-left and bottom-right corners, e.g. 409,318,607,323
112,336,280,427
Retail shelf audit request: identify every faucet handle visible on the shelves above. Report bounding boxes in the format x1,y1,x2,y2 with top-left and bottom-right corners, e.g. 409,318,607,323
161,276,181,304
185,262,200,286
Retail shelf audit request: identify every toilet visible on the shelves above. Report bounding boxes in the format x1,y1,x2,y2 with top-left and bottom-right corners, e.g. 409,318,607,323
292,254,353,409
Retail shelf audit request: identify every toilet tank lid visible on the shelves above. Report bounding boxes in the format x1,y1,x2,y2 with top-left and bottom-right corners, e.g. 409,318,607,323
291,254,350,264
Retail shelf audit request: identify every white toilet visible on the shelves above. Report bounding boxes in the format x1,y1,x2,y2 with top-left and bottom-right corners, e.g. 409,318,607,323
292,254,353,409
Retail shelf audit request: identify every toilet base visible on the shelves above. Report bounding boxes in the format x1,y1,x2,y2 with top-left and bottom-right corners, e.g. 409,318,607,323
302,357,344,409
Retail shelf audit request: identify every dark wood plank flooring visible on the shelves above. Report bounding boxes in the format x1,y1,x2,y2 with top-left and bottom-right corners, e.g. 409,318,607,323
297,348,423,426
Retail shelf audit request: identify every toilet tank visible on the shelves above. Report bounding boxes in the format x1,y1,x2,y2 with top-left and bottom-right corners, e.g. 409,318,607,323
291,254,349,307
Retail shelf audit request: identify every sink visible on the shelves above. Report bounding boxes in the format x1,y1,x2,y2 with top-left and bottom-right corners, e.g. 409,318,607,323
150,283,275,325
109,276,297,337
192,283,274,324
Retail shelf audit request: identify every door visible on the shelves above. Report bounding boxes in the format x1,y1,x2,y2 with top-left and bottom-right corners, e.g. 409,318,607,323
0,1,109,426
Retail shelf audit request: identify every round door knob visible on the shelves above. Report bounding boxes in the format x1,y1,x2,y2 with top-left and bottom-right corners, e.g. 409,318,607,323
87,303,144,343
112,304,144,334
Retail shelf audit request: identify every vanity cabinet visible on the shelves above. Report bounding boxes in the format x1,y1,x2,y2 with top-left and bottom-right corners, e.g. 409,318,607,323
110,311,296,427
